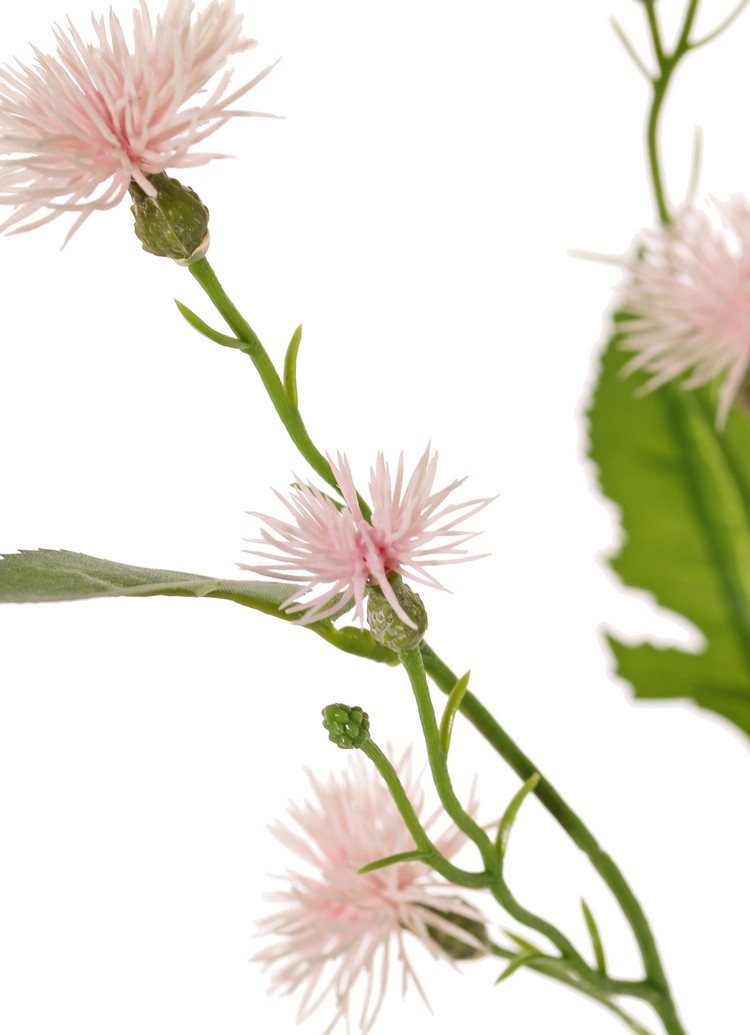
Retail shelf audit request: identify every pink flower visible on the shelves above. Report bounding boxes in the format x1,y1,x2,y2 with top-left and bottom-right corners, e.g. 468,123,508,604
241,447,493,626
254,750,488,1034
616,196,750,426
0,0,275,241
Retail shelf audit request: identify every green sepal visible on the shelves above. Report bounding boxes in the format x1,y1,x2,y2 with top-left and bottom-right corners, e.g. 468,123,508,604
495,773,540,858
580,897,607,973
358,849,428,874
494,950,543,984
439,670,470,753
174,300,241,349
283,324,303,407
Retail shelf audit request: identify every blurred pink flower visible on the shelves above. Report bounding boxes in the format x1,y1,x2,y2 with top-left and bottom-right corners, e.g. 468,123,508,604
241,447,493,626
617,196,750,426
0,0,275,240
254,750,488,1034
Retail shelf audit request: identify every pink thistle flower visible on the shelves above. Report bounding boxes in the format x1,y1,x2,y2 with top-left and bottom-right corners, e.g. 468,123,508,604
0,0,276,241
254,749,489,1035
616,196,750,427
241,447,493,626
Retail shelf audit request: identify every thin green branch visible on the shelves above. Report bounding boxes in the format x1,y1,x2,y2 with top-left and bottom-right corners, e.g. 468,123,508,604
690,0,750,49
610,17,652,78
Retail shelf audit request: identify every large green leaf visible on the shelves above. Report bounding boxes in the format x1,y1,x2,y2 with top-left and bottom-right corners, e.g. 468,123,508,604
0,549,395,665
587,331,750,738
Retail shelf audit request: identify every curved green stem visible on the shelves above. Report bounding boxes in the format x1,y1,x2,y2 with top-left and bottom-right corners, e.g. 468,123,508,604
360,739,491,889
188,257,372,520
489,945,656,1035
398,648,619,990
641,0,700,225
419,643,688,1035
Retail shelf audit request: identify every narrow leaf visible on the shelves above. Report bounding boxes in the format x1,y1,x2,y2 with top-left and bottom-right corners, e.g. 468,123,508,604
174,300,241,348
587,331,750,738
580,898,607,973
494,951,541,984
439,670,470,753
495,773,540,858
503,930,546,955
283,324,303,407
358,849,428,874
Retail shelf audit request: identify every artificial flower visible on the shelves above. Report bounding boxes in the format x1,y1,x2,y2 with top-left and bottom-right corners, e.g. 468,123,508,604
0,0,274,240
241,447,493,626
616,196,750,426
254,749,488,1034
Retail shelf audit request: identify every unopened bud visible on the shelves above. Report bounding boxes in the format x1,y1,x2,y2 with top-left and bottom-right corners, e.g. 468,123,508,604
424,905,491,960
322,703,370,749
128,172,210,264
366,576,428,652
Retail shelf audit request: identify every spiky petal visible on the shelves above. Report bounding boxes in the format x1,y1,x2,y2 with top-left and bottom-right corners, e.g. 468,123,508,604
241,447,493,626
616,196,750,426
253,750,488,1035
0,0,276,241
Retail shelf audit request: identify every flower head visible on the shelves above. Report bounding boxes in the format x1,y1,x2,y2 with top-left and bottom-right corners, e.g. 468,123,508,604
616,196,750,426
241,447,493,626
0,0,275,241
254,750,489,1034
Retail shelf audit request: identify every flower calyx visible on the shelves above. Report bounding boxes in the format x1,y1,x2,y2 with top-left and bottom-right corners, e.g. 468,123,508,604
366,575,428,652
128,173,210,264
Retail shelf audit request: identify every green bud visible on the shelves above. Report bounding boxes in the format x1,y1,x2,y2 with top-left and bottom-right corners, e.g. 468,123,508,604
321,703,370,749
366,576,428,652
424,905,491,960
128,172,210,265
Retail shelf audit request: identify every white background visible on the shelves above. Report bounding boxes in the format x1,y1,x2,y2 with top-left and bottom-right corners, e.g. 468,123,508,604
0,2,748,1033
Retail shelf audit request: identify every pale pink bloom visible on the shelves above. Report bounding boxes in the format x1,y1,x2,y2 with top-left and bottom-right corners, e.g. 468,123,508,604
241,447,493,626
254,750,488,1035
0,0,275,240
616,196,750,426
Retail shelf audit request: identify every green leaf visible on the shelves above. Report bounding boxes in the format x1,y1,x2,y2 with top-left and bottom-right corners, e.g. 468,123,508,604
494,773,540,858
283,324,303,407
580,898,607,974
587,331,750,737
0,550,396,664
439,670,470,753
174,299,241,349
358,849,428,874
494,950,542,984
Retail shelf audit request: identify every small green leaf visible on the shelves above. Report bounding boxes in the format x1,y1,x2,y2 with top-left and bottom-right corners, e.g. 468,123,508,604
587,330,750,738
580,898,607,973
495,773,540,858
283,324,303,407
358,849,428,874
494,950,541,984
174,299,241,348
503,929,546,955
439,670,470,753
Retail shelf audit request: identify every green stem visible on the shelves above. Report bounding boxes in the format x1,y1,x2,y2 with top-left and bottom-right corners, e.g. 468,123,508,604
360,739,491,889
398,648,629,993
641,0,701,225
419,643,689,1035
188,257,372,520
489,946,656,1035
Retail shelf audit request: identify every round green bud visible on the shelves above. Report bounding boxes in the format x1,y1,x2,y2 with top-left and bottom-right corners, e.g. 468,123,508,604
128,172,210,265
366,576,428,652
424,905,491,960
321,703,370,749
